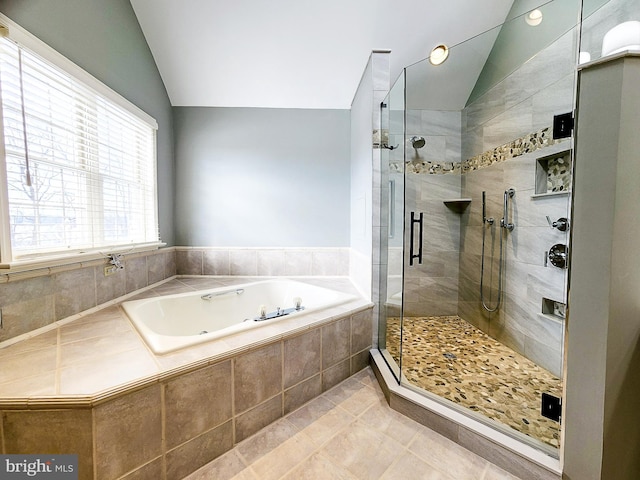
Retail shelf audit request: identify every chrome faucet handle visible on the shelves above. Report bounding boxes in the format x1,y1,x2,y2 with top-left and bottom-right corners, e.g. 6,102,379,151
546,216,569,232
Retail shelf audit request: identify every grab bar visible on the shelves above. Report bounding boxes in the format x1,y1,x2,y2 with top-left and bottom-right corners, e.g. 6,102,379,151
409,211,423,266
201,288,245,300
500,188,515,231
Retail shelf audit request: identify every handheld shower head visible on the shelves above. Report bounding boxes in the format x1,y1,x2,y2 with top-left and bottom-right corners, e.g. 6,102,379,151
411,136,426,149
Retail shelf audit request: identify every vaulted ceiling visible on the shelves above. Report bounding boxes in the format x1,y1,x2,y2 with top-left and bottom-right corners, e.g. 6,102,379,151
130,0,515,109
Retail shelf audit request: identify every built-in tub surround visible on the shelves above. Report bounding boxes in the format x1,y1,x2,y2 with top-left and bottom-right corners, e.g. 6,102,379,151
0,276,372,480
124,279,357,354
0,248,177,344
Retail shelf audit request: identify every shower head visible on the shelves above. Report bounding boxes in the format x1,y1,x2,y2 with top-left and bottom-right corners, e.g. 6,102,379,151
411,136,426,149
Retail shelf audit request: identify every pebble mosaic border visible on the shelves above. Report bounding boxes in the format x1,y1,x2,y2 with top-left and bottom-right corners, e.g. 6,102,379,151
384,126,562,175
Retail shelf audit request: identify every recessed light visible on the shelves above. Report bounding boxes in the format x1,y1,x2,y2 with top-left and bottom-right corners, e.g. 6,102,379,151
429,44,449,66
525,9,543,27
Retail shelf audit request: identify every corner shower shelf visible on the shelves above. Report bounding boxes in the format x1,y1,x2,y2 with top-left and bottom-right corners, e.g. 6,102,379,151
443,198,472,213
531,191,570,199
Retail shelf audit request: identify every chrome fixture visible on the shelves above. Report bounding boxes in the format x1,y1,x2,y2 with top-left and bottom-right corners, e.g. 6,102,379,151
500,188,515,231
480,189,515,312
108,253,124,270
411,136,426,149
547,244,568,269
201,288,245,300
482,190,494,226
546,216,569,232
252,300,305,322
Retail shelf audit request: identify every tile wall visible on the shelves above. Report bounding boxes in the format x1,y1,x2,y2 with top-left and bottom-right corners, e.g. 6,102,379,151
457,26,577,377
0,247,353,344
0,248,177,344
175,247,350,277
2,307,372,480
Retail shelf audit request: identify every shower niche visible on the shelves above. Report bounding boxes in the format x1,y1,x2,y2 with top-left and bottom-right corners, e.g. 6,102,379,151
535,149,572,197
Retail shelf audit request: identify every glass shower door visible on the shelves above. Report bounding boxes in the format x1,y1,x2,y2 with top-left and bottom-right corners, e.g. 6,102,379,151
378,71,405,382
378,0,583,455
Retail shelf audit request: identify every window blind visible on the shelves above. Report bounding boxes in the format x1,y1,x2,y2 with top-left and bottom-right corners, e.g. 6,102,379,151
0,37,158,261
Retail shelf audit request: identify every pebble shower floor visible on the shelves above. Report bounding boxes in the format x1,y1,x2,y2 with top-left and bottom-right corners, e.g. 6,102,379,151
386,315,562,448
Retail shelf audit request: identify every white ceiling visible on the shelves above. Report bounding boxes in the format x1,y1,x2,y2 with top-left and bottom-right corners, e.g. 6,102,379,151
130,0,515,109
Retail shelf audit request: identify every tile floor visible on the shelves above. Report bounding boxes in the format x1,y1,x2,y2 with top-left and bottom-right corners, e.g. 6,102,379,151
184,367,522,480
385,316,562,448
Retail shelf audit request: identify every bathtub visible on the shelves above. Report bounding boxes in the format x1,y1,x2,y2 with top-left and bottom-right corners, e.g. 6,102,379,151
122,279,357,354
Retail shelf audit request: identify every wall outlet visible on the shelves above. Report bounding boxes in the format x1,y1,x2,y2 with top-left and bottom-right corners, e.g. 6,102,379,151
104,265,118,276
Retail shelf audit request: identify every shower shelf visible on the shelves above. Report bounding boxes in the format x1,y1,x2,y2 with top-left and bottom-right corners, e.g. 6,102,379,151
531,191,570,199
443,198,472,213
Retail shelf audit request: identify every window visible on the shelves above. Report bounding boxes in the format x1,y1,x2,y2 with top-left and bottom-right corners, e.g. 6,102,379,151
0,20,159,268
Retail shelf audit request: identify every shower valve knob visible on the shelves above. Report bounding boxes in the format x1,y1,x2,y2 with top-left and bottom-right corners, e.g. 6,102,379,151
546,216,569,232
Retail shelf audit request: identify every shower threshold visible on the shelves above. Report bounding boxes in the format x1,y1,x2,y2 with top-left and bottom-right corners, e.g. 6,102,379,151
386,315,562,449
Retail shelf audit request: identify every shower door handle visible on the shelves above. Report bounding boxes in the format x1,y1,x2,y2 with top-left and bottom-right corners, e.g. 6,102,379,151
410,211,423,266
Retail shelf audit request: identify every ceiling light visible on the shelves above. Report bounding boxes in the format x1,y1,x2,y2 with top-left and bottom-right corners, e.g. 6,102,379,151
525,9,543,27
429,44,449,66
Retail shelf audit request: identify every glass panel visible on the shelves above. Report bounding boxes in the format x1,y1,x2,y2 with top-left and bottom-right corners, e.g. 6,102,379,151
390,0,582,455
580,0,639,65
377,70,405,382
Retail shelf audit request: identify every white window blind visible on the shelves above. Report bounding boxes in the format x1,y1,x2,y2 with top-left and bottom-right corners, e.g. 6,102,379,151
0,36,159,263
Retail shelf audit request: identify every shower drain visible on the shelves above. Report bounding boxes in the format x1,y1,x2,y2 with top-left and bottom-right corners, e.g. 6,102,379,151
443,352,457,360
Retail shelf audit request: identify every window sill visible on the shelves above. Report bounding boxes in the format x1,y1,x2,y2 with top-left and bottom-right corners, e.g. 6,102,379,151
0,242,167,281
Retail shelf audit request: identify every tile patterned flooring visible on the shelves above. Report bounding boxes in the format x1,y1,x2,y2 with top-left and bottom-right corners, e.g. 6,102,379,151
184,368,522,480
386,316,562,449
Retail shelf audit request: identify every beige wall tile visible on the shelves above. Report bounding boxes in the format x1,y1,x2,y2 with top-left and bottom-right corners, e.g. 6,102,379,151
351,310,373,354
321,317,350,369
234,343,282,414
125,256,148,294
94,385,162,479
164,361,232,449
283,330,321,389
165,420,234,480
176,250,203,275
2,409,93,480
234,394,283,443
284,374,322,414
95,265,126,305
351,349,371,375
0,295,55,342
54,267,97,320
322,359,350,391
147,251,167,285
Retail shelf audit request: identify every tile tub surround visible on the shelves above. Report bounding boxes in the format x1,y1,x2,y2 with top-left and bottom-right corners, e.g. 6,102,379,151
0,248,177,344
175,247,350,277
0,276,372,480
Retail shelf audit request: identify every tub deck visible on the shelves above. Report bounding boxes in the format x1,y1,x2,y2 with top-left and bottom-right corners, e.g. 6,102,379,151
0,276,371,407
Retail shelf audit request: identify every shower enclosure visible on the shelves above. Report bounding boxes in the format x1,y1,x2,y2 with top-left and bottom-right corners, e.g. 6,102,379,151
377,0,588,456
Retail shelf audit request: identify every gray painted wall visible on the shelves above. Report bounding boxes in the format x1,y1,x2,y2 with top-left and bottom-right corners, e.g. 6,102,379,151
0,0,175,245
173,107,350,247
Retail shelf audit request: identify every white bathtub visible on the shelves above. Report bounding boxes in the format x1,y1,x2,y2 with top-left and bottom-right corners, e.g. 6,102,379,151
122,279,357,354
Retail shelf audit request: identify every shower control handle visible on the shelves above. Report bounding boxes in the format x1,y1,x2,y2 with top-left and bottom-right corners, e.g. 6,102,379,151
546,216,569,232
